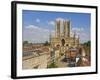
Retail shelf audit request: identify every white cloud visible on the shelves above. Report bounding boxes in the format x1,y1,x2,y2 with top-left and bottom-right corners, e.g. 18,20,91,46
72,27,84,32
79,32,90,43
23,24,90,43
56,17,64,21
71,27,90,43
36,18,40,23
26,25,40,30
23,25,52,43
26,25,49,32
48,21,55,26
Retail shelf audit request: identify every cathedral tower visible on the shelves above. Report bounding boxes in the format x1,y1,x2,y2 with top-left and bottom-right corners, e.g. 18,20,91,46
55,20,60,38
66,20,70,37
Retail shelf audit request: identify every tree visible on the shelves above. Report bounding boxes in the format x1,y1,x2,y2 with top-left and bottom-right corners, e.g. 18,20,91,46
83,41,91,57
47,63,58,68
23,41,28,45
44,41,49,46
83,41,91,47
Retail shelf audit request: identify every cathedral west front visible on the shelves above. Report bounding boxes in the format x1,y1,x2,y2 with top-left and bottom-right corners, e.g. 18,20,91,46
50,19,80,54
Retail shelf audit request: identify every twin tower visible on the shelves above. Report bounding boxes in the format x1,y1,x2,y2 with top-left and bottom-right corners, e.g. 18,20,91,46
55,19,71,38
51,19,79,48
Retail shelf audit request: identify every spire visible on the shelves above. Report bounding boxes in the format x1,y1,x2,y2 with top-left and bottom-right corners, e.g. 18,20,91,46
73,31,76,39
78,35,79,39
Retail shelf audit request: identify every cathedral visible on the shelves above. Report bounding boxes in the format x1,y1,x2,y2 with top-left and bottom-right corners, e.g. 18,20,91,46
50,19,80,54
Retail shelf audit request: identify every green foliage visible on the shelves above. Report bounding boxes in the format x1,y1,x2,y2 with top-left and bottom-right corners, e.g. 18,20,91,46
83,41,91,56
44,41,50,46
60,53,64,56
47,63,58,68
23,41,28,45
83,41,91,47
23,41,33,46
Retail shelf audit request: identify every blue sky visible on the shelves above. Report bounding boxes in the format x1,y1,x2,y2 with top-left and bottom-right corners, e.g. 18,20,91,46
22,10,91,43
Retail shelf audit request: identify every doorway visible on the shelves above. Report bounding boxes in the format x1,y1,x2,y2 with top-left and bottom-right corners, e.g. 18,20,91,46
61,39,65,46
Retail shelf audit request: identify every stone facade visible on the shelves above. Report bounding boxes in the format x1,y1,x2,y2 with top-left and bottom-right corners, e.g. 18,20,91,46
50,19,79,54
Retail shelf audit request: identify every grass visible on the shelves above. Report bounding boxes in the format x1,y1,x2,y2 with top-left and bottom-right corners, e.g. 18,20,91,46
47,62,58,68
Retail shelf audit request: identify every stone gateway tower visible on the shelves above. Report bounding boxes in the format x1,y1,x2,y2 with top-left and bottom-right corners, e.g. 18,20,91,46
50,19,79,54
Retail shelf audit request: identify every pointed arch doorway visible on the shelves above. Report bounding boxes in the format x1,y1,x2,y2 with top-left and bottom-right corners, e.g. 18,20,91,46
61,39,65,46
